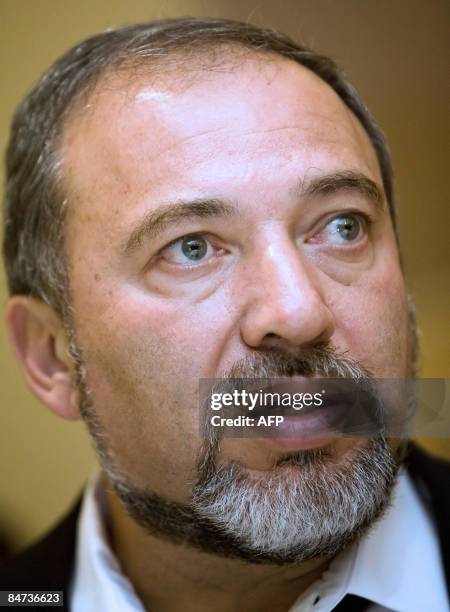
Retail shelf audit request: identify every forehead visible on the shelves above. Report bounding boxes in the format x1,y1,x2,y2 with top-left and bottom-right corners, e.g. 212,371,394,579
61,55,381,243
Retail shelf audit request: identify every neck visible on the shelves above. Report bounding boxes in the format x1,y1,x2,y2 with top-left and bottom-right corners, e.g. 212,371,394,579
104,478,332,612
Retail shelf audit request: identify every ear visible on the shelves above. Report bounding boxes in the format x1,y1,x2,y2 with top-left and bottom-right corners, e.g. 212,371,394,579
6,296,81,420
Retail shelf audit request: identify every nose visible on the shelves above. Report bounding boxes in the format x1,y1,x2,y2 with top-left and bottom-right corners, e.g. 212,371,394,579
239,238,335,351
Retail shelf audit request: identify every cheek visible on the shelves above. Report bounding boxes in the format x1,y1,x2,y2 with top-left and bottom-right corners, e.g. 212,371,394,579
333,264,409,377
71,285,233,498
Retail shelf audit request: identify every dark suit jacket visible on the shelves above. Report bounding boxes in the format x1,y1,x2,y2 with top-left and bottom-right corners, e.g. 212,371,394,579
1,442,449,611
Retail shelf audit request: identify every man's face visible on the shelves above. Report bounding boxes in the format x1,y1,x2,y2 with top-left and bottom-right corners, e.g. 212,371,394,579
61,55,411,552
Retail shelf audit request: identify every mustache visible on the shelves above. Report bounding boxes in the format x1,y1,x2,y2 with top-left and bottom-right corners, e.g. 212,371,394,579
197,343,379,472
222,344,373,380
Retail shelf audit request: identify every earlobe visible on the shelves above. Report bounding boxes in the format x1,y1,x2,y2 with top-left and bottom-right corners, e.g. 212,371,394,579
6,296,81,421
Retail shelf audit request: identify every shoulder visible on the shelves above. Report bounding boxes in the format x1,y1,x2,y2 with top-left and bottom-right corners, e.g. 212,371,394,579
404,442,450,592
404,442,450,538
405,441,450,500
0,496,82,594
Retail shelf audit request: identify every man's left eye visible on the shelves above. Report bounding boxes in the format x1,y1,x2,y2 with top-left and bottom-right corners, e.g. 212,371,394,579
318,214,366,245
160,235,214,265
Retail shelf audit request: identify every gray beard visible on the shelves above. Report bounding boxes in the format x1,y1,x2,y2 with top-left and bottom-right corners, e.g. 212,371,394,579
109,433,404,564
190,435,403,562
65,327,409,565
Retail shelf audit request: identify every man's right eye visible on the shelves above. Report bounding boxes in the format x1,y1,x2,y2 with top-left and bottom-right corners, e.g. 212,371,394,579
159,234,215,266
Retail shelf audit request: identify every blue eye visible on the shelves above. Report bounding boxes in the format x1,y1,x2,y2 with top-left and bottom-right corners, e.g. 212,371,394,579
161,235,212,265
324,215,364,244
181,236,208,260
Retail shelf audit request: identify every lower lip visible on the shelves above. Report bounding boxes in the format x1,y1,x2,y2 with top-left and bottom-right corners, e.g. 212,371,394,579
260,432,340,451
258,406,345,450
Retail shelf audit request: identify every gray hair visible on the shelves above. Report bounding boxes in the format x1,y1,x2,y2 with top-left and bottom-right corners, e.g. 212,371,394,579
2,17,395,315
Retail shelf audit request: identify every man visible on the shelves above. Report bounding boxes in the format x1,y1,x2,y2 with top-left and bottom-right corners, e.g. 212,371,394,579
1,16,449,612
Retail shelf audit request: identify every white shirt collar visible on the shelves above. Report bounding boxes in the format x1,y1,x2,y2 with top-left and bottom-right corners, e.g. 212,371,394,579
346,468,449,612
70,468,449,612
289,468,449,611
70,470,144,612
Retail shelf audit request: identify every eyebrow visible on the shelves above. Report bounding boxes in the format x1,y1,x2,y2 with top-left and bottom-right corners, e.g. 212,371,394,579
123,198,237,255
123,171,384,256
301,170,384,208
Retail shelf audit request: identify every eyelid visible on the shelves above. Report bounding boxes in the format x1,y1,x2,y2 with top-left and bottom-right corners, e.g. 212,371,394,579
154,232,228,270
329,210,374,225
318,210,373,234
158,232,212,256
305,210,373,247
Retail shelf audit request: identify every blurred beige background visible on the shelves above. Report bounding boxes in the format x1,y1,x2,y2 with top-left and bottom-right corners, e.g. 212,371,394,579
1,0,449,552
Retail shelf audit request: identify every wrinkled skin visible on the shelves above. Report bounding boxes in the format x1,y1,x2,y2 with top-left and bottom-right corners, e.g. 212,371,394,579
54,55,412,610
62,57,409,494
